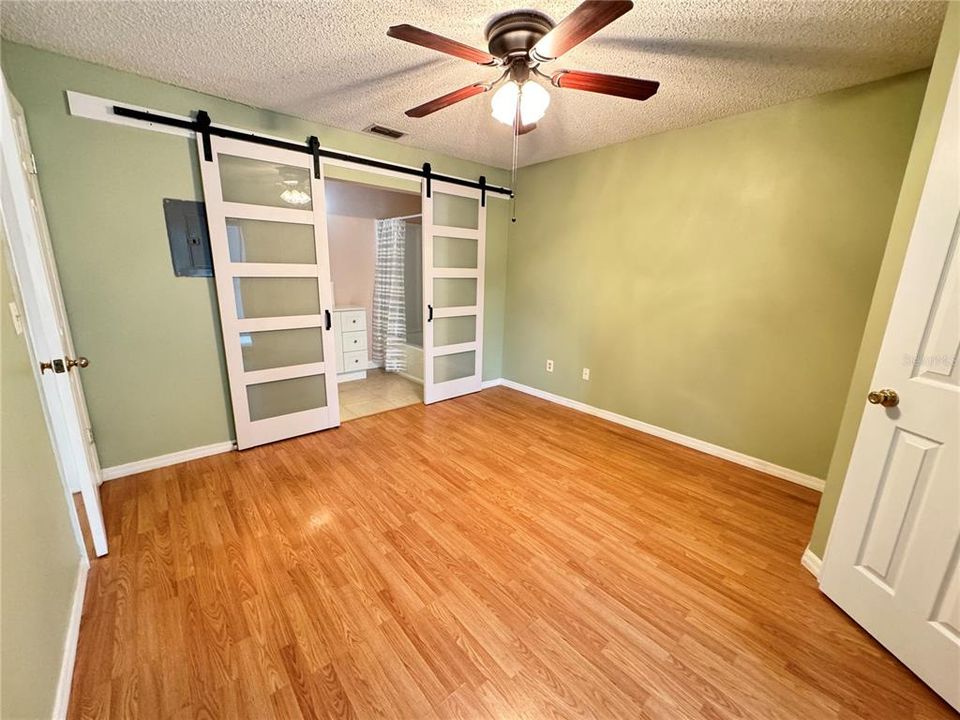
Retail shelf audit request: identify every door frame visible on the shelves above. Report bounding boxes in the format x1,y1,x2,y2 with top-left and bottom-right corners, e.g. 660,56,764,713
322,174,424,390
198,135,341,449
318,162,491,403
1,78,108,556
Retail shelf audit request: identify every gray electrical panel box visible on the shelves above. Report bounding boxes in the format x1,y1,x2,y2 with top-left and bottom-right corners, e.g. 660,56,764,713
164,199,212,277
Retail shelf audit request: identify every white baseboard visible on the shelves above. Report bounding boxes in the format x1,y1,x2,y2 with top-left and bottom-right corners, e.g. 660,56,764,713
480,378,503,390
101,440,235,481
801,546,823,579
491,378,825,492
52,558,88,720
398,371,424,386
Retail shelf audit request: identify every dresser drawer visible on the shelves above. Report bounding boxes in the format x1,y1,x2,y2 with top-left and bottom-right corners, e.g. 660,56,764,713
341,330,367,352
338,310,366,332
342,350,368,371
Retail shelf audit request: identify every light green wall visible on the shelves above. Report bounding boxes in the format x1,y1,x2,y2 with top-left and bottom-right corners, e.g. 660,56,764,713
1,242,82,719
808,4,960,558
503,71,927,479
0,42,510,468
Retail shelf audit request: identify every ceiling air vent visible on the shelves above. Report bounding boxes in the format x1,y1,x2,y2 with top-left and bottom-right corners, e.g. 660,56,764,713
363,123,406,140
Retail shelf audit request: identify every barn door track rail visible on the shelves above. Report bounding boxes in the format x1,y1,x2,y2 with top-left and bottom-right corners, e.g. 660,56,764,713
112,105,511,199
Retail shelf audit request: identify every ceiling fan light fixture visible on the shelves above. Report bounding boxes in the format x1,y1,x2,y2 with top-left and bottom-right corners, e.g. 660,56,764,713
390,3,656,133
491,80,551,127
280,187,311,205
278,174,311,206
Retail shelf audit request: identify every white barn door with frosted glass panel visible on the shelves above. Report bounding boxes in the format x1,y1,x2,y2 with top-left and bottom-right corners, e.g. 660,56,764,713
820,63,959,710
422,179,485,404
198,137,339,449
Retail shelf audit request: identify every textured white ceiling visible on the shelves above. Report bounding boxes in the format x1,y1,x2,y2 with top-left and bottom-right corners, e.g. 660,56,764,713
1,1,945,169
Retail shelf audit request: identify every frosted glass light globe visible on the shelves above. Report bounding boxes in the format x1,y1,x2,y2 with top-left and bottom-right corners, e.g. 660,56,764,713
491,81,520,126
519,81,550,125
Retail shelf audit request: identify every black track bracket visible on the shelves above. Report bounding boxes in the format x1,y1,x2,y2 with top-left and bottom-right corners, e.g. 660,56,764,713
308,136,321,179
196,110,212,162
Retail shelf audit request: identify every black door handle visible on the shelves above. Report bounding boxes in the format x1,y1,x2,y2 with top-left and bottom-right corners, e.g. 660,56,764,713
427,304,433,322
325,309,331,330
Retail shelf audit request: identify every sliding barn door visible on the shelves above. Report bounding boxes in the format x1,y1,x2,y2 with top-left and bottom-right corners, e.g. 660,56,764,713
198,137,339,449
422,180,486,404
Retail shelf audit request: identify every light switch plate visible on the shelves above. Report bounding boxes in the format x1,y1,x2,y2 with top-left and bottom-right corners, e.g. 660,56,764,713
8,301,24,336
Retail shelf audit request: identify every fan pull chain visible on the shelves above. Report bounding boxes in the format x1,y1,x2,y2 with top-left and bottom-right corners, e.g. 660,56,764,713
511,102,520,223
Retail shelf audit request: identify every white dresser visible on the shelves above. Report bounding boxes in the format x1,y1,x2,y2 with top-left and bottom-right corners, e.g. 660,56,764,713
333,306,369,382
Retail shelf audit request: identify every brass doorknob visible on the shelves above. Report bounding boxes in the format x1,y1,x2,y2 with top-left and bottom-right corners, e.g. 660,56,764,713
868,389,899,407
66,356,89,371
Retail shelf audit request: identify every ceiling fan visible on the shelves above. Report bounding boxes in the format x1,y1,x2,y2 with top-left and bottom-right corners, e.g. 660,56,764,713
387,1,659,134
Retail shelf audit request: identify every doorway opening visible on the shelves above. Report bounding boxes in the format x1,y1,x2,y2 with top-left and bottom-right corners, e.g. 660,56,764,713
325,178,423,421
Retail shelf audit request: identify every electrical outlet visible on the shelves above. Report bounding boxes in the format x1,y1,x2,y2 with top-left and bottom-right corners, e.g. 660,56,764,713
582,368,590,381
546,359,554,373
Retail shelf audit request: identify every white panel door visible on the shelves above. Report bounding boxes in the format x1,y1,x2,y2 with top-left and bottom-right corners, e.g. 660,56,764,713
421,180,485,404
198,137,339,449
820,63,959,710
2,82,108,556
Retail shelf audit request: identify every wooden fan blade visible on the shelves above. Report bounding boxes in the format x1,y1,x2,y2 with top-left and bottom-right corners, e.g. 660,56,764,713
405,83,488,118
552,69,659,100
531,1,633,62
387,24,497,66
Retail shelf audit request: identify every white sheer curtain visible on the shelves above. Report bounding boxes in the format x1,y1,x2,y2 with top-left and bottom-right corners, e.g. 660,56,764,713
372,218,407,372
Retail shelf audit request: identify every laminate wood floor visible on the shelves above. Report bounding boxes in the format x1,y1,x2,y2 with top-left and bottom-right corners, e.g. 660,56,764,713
69,387,954,719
